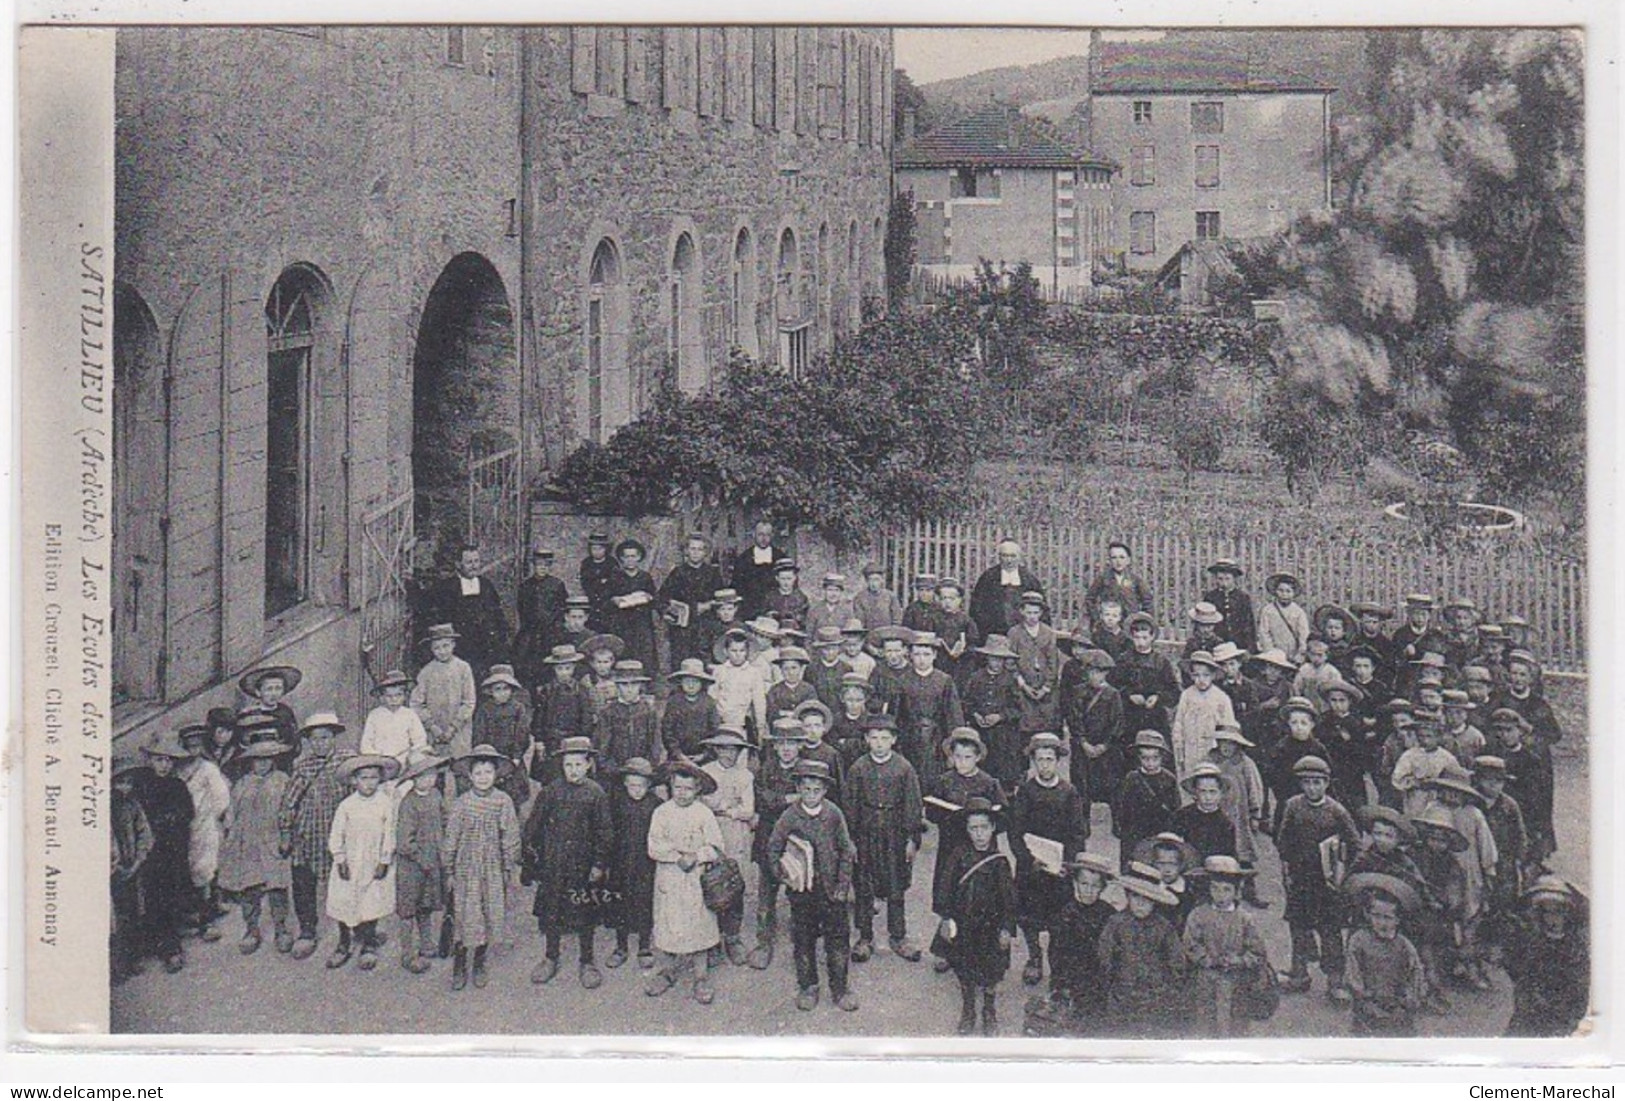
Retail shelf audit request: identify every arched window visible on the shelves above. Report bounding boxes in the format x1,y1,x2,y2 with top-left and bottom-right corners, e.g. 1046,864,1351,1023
731,227,759,358
667,231,705,395
264,265,329,618
587,238,629,442
774,227,809,376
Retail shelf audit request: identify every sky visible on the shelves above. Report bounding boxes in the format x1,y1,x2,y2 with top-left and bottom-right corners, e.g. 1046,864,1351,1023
893,28,1164,85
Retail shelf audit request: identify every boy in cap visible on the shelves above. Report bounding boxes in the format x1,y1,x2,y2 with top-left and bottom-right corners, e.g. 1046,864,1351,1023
966,635,1026,789
836,619,875,681
279,714,349,960
597,661,662,771
1112,731,1180,874
847,714,927,963
523,737,611,990
934,579,981,688
768,759,860,1012
324,753,402,971
1111,612,1181,738
217,740,296,956
937,797,1017,1035
767,645,821,719
1098,863,1189,1037
1180,603,1226,679
698,588,746,666
1204,559,1257,654
1172,763,1239,862
1044,853,1117,1030
1008,732,1089,986
516,548,569,688
661,658,721,763
764,558,812,635
830,672,875,766
361,670,429,772
897,632,967,788
658,534,726,668
852,563,904,632
805,572,857,643
794,700,847,807
578,532,616,629
1472,756,1528,951
1008,592,1063,736
1277,755,1359,998
1206,723,1267,905
602,539,659,675
809,627,851,712
607,756,662,970
412,624,478,764
1490,708,1555,864
1183,855,1270,1037
1263,697,1332,835
1392,594,1448,669
1503,877,1590,1037
1170,651,1236,779
645,761,727,1004
1342,878,1426,1036
1060,646,1125,808
749,716,811,969
700,729,756,965
711,628,770,743
557,595,595,654
394,754,450,974
926,729,1006,970
473,665,533,810
530,645,591,782
1256,573,1311,664
901,573,943,635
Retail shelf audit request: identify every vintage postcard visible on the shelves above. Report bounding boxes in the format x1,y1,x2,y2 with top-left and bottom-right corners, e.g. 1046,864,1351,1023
12,2,1613,1063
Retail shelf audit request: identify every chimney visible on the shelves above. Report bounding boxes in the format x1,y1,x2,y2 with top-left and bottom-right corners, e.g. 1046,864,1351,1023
902,106,917,144
1087,29,1102,92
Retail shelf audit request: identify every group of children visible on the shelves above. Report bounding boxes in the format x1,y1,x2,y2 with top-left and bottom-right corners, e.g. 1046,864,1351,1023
109,544,1586,1039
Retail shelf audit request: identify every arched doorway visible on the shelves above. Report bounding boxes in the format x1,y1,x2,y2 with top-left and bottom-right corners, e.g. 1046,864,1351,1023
411,252,521,578
113,284,167,704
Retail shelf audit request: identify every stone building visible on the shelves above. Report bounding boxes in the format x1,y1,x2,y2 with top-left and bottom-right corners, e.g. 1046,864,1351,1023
895,104,1116,291
113,25,893,743
1086,37,1333,271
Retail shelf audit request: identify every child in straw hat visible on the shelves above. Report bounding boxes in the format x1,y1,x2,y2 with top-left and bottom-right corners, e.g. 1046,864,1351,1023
645,761,727,1005
395,754,450,974
473,665,534,810
607,757,662,971
1098,862,1190,1037
411,624,478,762
530,644,590,783
1205,723,1266,903
1170,650,1237,783
1342,878,1426,1036
1504,876,1589,1037
966,634,1025,789
1183,855,1270,1037
279,714,349,961
749,716,811,970
217,740,296,956
1409,804,1470,1014
700,729,756,966
937,797,1017,1035
1042,853,1117,1031
1061,647,1126,808
599,660,662,771
446,744,524,990
360,670,428,772
661,657,721,764
1112,731,1179,874
1426,765,1499,991
324,753,402,971
926,728,1006,971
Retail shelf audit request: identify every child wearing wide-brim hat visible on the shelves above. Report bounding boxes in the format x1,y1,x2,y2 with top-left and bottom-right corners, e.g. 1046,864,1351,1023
393,753,452,974
521,735,609,990
1098,861,1186,1037
666,657,715,685
325,753,402,971
1503,873,1589,1037
926,725,1005,963
216,738,298,956
237,664,303,745
1183,853,1269,1037
936,794,1016,1035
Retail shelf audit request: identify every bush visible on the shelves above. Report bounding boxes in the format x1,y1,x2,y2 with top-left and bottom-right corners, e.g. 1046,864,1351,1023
1162,398,1226,486
552,310,984,549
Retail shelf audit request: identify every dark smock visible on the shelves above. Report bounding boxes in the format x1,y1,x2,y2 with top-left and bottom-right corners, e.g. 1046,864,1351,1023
941,847,1016,986
522,777,613,933
1009,776,1090,929
847,753,925,900
925,768,1005,915
608,787,660,937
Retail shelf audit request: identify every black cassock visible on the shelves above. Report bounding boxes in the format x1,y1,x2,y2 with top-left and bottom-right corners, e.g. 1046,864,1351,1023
600,567,660,674
515,573,569,687
429,575,509,676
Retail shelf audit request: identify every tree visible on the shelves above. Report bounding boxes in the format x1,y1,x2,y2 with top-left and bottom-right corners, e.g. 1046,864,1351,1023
893,69,930,143
1254,30,1583,516
884,189,917,312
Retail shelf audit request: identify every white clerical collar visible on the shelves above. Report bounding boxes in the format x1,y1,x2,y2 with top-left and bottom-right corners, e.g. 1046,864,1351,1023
459,576,480,596
753,546,775,564
1000,567,1021,585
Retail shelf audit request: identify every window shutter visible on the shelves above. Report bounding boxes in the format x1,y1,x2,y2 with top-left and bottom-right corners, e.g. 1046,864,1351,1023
796,27,815,136
597,27,625,98
571,27,596,94
775,28,796,132
663,28,679,108
754,28,774,128
699,28,722,117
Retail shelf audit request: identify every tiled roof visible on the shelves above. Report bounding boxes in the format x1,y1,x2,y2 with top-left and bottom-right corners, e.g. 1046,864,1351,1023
1093,40,1335,94
895,105,1116,170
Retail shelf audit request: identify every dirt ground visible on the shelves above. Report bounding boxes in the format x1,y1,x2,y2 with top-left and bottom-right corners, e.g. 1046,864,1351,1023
112,696,1589,1041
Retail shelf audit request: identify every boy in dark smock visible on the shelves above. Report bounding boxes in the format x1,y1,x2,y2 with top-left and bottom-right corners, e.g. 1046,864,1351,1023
1007,732,1090,987
522,737,613,989
847,714,926,962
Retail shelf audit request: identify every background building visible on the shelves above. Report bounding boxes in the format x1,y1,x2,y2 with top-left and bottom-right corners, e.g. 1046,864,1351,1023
1086,36,1333,271
895,104,1115,290
113,25,893,744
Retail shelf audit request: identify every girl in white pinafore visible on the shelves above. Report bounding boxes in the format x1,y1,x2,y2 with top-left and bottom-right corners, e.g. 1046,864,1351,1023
324,754,401,970
645,762,726,1004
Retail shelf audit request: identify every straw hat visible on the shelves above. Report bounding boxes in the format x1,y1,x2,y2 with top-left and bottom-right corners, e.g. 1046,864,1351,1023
1180,762,1232,796
1212,724,1254,749
612,660,652,683
1125,611,1156,632
542,644,586,665
1247,648,1298,673
1202,855,1255,880
769,716,811,742
1321,678,1365,704
840,618,869,636
400,753,452,782
794,699,834,727
1078,647,1117,671
1133,730,1168,752
974,634,1019,660
1281,696,1320,720
1019,590,1047,610
615,756,657,779
1409,805,1468,851
1066,852,1118,880
712,588,741,605
661,759,718,797
1403,593,1436,610
701,730,753,752
1188,602,1224,626
1426,765,1485,804
747,616,784,640
1118,865,1179,907
773,646,812,665
551,736,598,759
1209,641,1248,665
812,626,845,649
1343,871,1422,914
419,623,461,646
909,631,945,650
1206,558,1244,577
1522,874,1586,911
141,731,194,759
1187,650,1221,673
1025,732,1065,758
337,753,403,783
482,664,523,691
667,658,716,684
1357,804,1417,843
1132,832,1201,873
239,740,295,761
1313,604,1355,635
581,633,627,659
1265,571,1302,593
791,759,836,786
370,669,414,694
839,672,872,694
1350,602,1395,620
298,711,347,738
239,664,303,696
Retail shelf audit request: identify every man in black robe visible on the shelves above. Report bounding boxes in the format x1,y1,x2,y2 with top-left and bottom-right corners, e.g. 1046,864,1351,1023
515,548,569,689
732,519,788,621
970,539,1046,639
427,545,509,679
658,534,726,670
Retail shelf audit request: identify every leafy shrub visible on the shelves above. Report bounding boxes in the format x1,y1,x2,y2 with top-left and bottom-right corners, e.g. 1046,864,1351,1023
1162,397,1227,486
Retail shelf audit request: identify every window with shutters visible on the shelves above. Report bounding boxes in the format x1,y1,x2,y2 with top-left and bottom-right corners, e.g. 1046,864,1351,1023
699,28,722,117
445,27,466,67
1196,211,1222,240
595,28,625,98
1133,100,1152,124
1130,145,1155,186
1130,211,1156,255
775,28,796,132
1195,144,1220,188
754,28,774,128
818,29,841,137
1191,101,1224,134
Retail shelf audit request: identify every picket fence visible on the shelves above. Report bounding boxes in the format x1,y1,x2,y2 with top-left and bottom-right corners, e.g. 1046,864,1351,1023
881,519,1588,674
